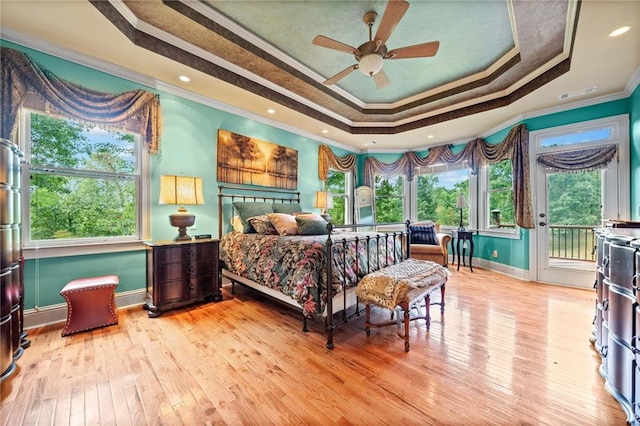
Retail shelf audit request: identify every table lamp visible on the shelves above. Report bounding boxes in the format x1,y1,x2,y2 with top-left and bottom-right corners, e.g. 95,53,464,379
159,175,204,240
314,191,333,222
456,193,468,231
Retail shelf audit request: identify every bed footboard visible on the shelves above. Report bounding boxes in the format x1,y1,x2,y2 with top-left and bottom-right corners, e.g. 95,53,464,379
324,221,410,349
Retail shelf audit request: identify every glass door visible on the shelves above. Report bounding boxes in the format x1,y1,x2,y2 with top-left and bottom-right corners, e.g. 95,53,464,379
535,169,603,287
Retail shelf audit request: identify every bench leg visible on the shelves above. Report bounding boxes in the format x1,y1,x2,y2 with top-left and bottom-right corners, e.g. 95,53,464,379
440,284,446,315
424,295,431,331
396,301,410,352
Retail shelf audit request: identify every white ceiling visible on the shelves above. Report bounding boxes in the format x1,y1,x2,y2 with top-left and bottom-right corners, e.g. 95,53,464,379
1,0,639,152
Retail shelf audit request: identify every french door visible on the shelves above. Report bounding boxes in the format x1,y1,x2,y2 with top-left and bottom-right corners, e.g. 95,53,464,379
531,116,628,288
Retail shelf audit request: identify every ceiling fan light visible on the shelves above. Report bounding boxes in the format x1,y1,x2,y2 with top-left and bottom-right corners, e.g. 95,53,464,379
359,53,384,76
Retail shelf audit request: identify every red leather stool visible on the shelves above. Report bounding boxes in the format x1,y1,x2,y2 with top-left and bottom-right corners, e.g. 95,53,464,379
60,275,119,336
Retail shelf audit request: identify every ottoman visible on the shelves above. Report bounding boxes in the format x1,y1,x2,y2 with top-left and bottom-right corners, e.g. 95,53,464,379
60,275,119,336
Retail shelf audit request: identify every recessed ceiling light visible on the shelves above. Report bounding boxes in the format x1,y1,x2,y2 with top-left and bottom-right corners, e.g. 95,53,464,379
322,129,328,134
609,26,631,37
427,135,434,139
179,75,190,82
267,109,276,114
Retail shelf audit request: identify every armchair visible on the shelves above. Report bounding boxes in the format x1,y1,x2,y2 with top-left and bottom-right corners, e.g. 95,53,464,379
408,221,451,267
410,232,451,266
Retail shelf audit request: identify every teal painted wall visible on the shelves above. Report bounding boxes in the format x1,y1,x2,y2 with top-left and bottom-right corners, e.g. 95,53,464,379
5,41,352,310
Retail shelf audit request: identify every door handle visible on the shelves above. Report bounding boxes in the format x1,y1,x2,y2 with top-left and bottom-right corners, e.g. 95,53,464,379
539,222,546,226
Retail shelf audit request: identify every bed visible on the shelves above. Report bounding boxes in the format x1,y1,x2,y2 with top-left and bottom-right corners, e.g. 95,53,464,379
217,184,411,349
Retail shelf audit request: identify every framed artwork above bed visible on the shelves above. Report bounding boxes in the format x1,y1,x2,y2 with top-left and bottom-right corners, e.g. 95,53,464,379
217,129,298,189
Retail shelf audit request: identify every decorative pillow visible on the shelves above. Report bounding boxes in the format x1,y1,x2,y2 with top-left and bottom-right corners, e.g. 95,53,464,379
296,217,328,235
247,215,278,235
229,216,244,233
409,224,437,245
293,213,324,221
272,203,303,214
267,213,299,236
232,202,275,233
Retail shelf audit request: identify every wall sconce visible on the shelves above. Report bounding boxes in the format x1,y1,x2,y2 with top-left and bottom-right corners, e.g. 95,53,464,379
314,191,334,222
456,193,468,231
159,175,204,240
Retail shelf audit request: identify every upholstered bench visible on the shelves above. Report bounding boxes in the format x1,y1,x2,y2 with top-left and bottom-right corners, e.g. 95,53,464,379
356,259,448,352
60,275,119,337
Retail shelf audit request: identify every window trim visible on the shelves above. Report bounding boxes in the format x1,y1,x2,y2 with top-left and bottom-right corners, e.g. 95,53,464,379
374,174,407,223
19,108,150,258
326,169,354,225
478,161,520,238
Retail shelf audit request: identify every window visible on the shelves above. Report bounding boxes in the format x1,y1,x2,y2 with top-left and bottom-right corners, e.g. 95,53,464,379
480,159,516,232
374,175,405,223
415,165,470,228
325,169,352,225
21,110,145,248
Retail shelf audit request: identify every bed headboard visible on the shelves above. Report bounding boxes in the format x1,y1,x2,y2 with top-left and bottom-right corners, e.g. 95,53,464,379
218,184,301,238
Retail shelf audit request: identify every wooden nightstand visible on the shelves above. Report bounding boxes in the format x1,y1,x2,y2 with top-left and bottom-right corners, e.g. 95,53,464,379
143,238,222,318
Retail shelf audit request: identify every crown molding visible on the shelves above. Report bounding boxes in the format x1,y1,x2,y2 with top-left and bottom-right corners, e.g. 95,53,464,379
0,29,358,154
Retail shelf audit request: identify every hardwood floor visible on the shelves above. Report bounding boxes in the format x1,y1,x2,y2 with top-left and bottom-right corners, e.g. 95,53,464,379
1,267,627,425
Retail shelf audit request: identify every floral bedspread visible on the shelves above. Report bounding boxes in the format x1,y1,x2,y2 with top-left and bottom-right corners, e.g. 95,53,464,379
219,231,404,317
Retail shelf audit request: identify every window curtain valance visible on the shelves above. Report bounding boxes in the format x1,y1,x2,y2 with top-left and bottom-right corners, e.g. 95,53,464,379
536,144,617,172
1,47,162,153
318,144,357,180
363,124,534,229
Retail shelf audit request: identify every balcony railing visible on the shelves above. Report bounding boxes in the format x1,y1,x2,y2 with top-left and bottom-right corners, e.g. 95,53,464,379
549,225,596,262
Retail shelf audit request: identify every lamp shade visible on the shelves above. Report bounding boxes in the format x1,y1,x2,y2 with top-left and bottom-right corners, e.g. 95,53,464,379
314,191,334,210
359,53,384,76
159,175,204,206
456,193,468,209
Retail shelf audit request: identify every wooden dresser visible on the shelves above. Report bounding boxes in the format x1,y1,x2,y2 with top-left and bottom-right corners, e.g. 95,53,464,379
144,238,222,317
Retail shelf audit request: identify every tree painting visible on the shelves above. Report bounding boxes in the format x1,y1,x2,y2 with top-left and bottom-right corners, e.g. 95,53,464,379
217,129,297,189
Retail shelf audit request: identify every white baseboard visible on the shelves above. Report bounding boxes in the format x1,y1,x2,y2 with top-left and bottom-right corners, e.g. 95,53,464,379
449,255,531,281
23,289,146,330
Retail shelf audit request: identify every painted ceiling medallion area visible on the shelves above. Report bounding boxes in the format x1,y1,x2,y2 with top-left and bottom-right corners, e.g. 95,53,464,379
91,0,576,135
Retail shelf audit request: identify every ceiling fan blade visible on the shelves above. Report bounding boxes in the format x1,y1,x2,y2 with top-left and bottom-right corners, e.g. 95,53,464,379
386,41,440,59
324,64,359,85
374,0,410,47
373,69,390,89
312,35,358,54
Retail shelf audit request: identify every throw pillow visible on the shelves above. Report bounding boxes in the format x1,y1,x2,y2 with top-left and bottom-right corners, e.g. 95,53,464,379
267,213,299,236
229,215,244,233
296,217,328,235
272,203,303,214
409,224,437,245
247,215,278,235
232,202,275,233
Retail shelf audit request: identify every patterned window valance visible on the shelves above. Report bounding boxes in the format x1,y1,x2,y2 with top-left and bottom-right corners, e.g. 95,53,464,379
363,124,534,229
536,144,617,172
1,47,162,153
318,144,357,181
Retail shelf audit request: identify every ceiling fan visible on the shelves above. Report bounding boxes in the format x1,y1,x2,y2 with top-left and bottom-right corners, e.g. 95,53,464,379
312,0,440,89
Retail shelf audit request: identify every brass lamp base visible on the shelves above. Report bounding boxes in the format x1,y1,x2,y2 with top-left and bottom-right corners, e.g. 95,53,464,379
169,211,195,241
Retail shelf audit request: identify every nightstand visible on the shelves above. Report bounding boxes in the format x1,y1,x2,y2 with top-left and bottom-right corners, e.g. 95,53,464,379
143,238,222,317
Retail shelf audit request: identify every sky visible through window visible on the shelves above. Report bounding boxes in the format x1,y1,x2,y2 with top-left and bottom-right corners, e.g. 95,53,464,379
540,127,611,148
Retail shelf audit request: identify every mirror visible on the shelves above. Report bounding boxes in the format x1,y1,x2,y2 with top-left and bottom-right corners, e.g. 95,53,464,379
355,186,375,225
